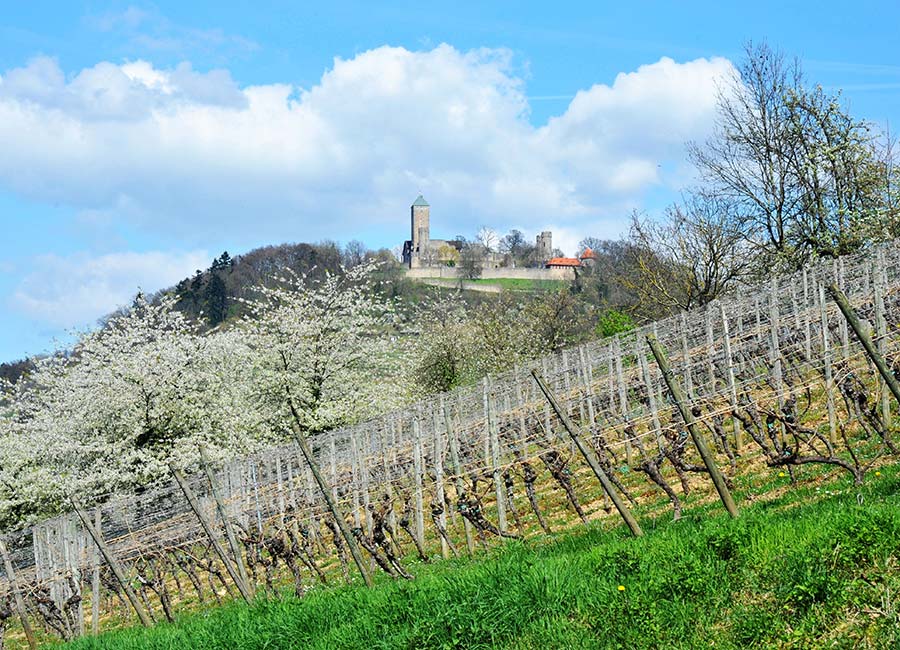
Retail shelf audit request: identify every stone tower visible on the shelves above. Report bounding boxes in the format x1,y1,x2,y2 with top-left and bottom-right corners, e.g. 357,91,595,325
536,231,552,262
411,194,430,265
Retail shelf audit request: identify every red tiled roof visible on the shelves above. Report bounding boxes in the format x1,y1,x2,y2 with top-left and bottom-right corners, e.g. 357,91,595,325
580,247,598,260
545,257,581,268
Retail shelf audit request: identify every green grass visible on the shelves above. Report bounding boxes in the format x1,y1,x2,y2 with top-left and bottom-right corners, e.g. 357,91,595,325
64,466,900,650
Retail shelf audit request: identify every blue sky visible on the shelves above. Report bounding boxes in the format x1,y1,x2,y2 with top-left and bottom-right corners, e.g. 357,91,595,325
1,1,899,363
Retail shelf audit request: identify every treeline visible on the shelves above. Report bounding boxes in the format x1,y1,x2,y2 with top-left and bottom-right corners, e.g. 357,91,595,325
168,241,403,328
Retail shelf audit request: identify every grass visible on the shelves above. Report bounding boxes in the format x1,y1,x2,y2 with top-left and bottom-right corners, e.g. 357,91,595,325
63,465,900,650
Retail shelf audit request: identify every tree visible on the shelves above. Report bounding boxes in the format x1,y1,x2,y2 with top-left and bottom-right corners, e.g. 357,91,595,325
476,226,498,252
458,244,484,280
0,295,268,525
627,195,748,314
499,229,525,255
238,260,407,434
577,237,606,253
202,272,228,326
342,240,368,268
689,42,886,270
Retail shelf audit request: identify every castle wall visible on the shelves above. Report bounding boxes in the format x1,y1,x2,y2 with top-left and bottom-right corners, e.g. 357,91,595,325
405,266,575,281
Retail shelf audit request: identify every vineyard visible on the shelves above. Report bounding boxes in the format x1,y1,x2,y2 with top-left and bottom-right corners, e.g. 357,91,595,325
2,241,900,648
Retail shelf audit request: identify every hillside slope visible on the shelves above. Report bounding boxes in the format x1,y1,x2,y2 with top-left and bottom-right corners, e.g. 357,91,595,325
64,467,900,650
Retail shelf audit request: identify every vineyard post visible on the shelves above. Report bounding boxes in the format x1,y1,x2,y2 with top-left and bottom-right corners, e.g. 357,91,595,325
169,464,253,604
290,426,373,587
91,509,100,635
803,266,812,361
646,335,739,518
680,313,694,400
484,378,508,533
614,337,633,465
69,499,153,627
531,370,643,537
828,284,900,413
719,303,742,452
432,405,450,558
350,430,363,529
874,252,891,428
274,456,286,527
412,417,427,552
0,537,38,648
705,305,717,394
199,445,252,597
769,278,786,445
834,260,850,358
818,284,838,443
579,346,599,440
638,343,663,446
443,397,475,554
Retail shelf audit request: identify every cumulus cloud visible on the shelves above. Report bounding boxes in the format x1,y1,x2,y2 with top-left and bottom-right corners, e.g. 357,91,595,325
12,250,209,328
0,45,734,244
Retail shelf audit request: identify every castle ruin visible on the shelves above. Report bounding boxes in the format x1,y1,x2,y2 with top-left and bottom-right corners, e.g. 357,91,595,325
402,195,557,270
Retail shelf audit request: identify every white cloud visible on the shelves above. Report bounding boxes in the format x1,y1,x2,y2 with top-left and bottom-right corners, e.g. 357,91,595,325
12,250,209,328
0,46,734,244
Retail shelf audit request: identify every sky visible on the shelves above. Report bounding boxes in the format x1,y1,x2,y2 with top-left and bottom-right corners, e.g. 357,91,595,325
1,1,899,363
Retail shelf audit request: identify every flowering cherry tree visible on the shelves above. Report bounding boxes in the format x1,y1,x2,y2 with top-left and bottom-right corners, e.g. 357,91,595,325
239,260,409,435
0,262,411,527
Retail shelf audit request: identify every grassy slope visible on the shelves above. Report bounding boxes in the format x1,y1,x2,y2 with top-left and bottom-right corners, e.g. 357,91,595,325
64,467,900,650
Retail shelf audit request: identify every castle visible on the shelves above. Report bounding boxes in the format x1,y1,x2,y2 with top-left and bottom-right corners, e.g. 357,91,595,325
401,195,593,280
402,195,559,270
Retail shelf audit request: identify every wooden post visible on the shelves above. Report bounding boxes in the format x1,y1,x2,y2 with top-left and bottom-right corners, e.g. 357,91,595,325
769,278,785,445
614,337,633,464
638,342,662,446
91,509,100,635
412,417,427,553
70,499,153,627
680,313,694,400
0,537,38,649
874,253,891,428
802,267,812,361
646,335,739,518
169,464,253,604
828,284,900,410
484,378,507,533
432,406,449,558
531,370,643,537
719,303,742,452
290,427,373,587
199,446,253,597
818,284,838,442
835,259,850,359
349,431,361,529
444,398,475,554
705,305,717,395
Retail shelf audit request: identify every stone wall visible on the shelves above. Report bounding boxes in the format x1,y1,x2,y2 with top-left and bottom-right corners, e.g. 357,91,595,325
405,265,575,281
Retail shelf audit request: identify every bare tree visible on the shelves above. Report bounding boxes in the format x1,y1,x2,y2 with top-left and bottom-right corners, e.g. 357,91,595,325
626,194,748,314
476,227,498,253
689,41,885,270
458,244,484,280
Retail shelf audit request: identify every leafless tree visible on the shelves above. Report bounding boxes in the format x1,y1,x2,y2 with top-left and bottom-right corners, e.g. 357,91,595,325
689,41,886,270
626,194,748,314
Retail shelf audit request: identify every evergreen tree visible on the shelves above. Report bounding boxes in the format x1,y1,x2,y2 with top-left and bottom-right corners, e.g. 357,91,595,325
203,272,228,326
